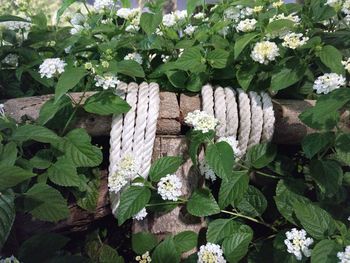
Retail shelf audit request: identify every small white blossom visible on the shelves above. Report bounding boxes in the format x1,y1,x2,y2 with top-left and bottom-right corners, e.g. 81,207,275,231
0,104,5,117
313,73,346,94
64,46,72,54
253,5,264,13
155,28,163,36
70,25,84,35
284,228,314,261
338,246,350,263
124,52,143,64
251,41,280,64
272,0,284,8
342,58,350,73
117,8,140,20
194,12,206,19
326,0,343,8
39,58,66,79
157,174,182,201
237,18,257,32
2,54,19,67
282,33,309,49
125,24,139,33
343,0,350,14
199,159,216,182
133,207,147,221
269,13,301,25
241,7,254,18
197,243,226,263
95,74,120,90
93,0,116,12
136,251,152,262
161,54,170,62
185,110,219,133
224,7,241,22
184,24,198,36
70,13,85,26
162,13,176,27
174,10,187,22
217,136,242,157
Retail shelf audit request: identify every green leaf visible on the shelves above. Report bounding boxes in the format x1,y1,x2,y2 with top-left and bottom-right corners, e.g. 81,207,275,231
246,143,276,169
47,157,81,187
149,156,182,182
117,186,151,225
83,91,131,116
335,133,350,152
56,0,77,23
218,170,249,209
186,73,206,92
0,15,30,22
176,47,203,71
0,165,36,191
234,33,259,59
187,0,204,14
206,219,240,244
266,19,295,34
99,245,124,263
121,0,131,7
310,160,343,197
12,124,61,144
0,190,15,250
173,231,198,253
55,128,102,167
207,49,230,69
318,45,344,74
293,202,336,240
311,240,342,263
152,237,181,263
206,142,234,180
109,60,145,78
55,66,87,103
140,12,162,36
76,177,99,212
222,225,253,263
187,130,214,165
302,132,334,158
236,186,267,217
24,183,69,222
187,188,220,217
236,65,257,91
0,142,17,166
132,232,158,255
166,71,187,88
270,67,305,92
38,96,72,125
30,149,54,169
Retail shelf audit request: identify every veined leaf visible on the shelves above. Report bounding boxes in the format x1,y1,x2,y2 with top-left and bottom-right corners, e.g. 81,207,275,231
0,165,36,191
0,190,15,250
12,124,61,144
187,188,220,217
132,232,158,255
206,141,234,180
149,156,182,182
206,219,240,244
234,33,259,59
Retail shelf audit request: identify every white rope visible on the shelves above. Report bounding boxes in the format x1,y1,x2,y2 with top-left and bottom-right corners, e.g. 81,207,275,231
247,91,263,149
237,88,251,155
201,84,214,116
261,92,275,142
214,86,227,137
224,87,238,138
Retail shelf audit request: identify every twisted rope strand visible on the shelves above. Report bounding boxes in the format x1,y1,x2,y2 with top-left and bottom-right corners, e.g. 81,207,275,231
201,84,214,116
261,92,275,142
224,87,239,138
214,86,227,137
237,88,251,155
247,91,263,149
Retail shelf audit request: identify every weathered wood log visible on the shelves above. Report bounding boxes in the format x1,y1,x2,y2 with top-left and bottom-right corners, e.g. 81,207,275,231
3,92,349,144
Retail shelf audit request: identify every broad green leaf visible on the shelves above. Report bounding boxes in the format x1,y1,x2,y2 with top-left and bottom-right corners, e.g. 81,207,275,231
12,124,61,144
176,47,203,71
206,219,240,244
310,160,343,197
234,33,259,59
166,70,186,88
76,177,99,212
38,96,72,125
218,170,249,208
293,202,336,240
149,156,182,182
152,237,181,263
132,232,158,255
207,49,230,69
186,73,206,92
83,91,131,116
266,19,295,34
270,67,305,92
335,133,350,152
0,190,15,250
236,186,267,217
109,60,145,78
117,186,151,225
173,231,198,253
0,142,17,166
302,132,334,158
24,183,69,222
30,149,54,169
140,12,162,36
187,130,214,165
246,143,276,169
0,165,36,191
47,157,81,187
99,245,124,263
311,240,341,263
236,65,257,90
222,225,253,263
187,188,220,217
318,45,344,74
55,66,87,103
206,142,234,180
55,128,102,167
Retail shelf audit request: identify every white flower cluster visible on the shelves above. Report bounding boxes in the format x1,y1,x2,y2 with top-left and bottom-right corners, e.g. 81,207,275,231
70,13,90,35
217,136,242,157
162,10,187,27
117,8,140,20
224,6,253,23
282,33,309,49
272,0,284,8
237,18,257,32
184,24,198,36
338,246,350,263
199,159,216,182
157,174,182,201
194,12,206,20
2,54,19,67
342,58,350,73
269,13,301,25
284,228,313,261
93,0,117,12
39,58,66,79
326,0,343,8
95,74,120,90
313,73,346,94
136,251,152,263
185,110,219,133
124,52,143,64
197,243,226,263
108,155,140,193
343,0,350,14
251,41,280,64
0,256,20,263
133,207,148,221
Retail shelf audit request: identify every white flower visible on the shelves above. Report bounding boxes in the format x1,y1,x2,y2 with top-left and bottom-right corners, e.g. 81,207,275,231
194,12,206,19
95,74,120,90
0,104,5,117
251,41,280,64
338,246,350,263
282,33,309,49
217,136,242,157
272,0,284,8
237,18,257,32
313,73,346,94
284,228,314,261
342,58,350,73
125,24,139,33
185,110,219,133
39,58,66,79
70,13,85,26
343,0,350,14
93,0,116,12
124,52,143,64
108,170,128,193
64,46,72,54
326,0,343,8
117,8,140,20
253,5,264,13
174,10,187,22
199,159,216,182
224,7,241,22
157,174,182,201
133,207,147,220
2,54,19,67
161,54,170,62
162,13,176,27
197,243,226,263
241,7,254,18
155,28,163,36
184,24,198,36
136,251,152,262
70,25,84,35
269,13,301,25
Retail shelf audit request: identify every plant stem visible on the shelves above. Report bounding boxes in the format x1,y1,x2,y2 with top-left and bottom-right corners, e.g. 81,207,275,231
146,201,184,207
236,162,281,179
